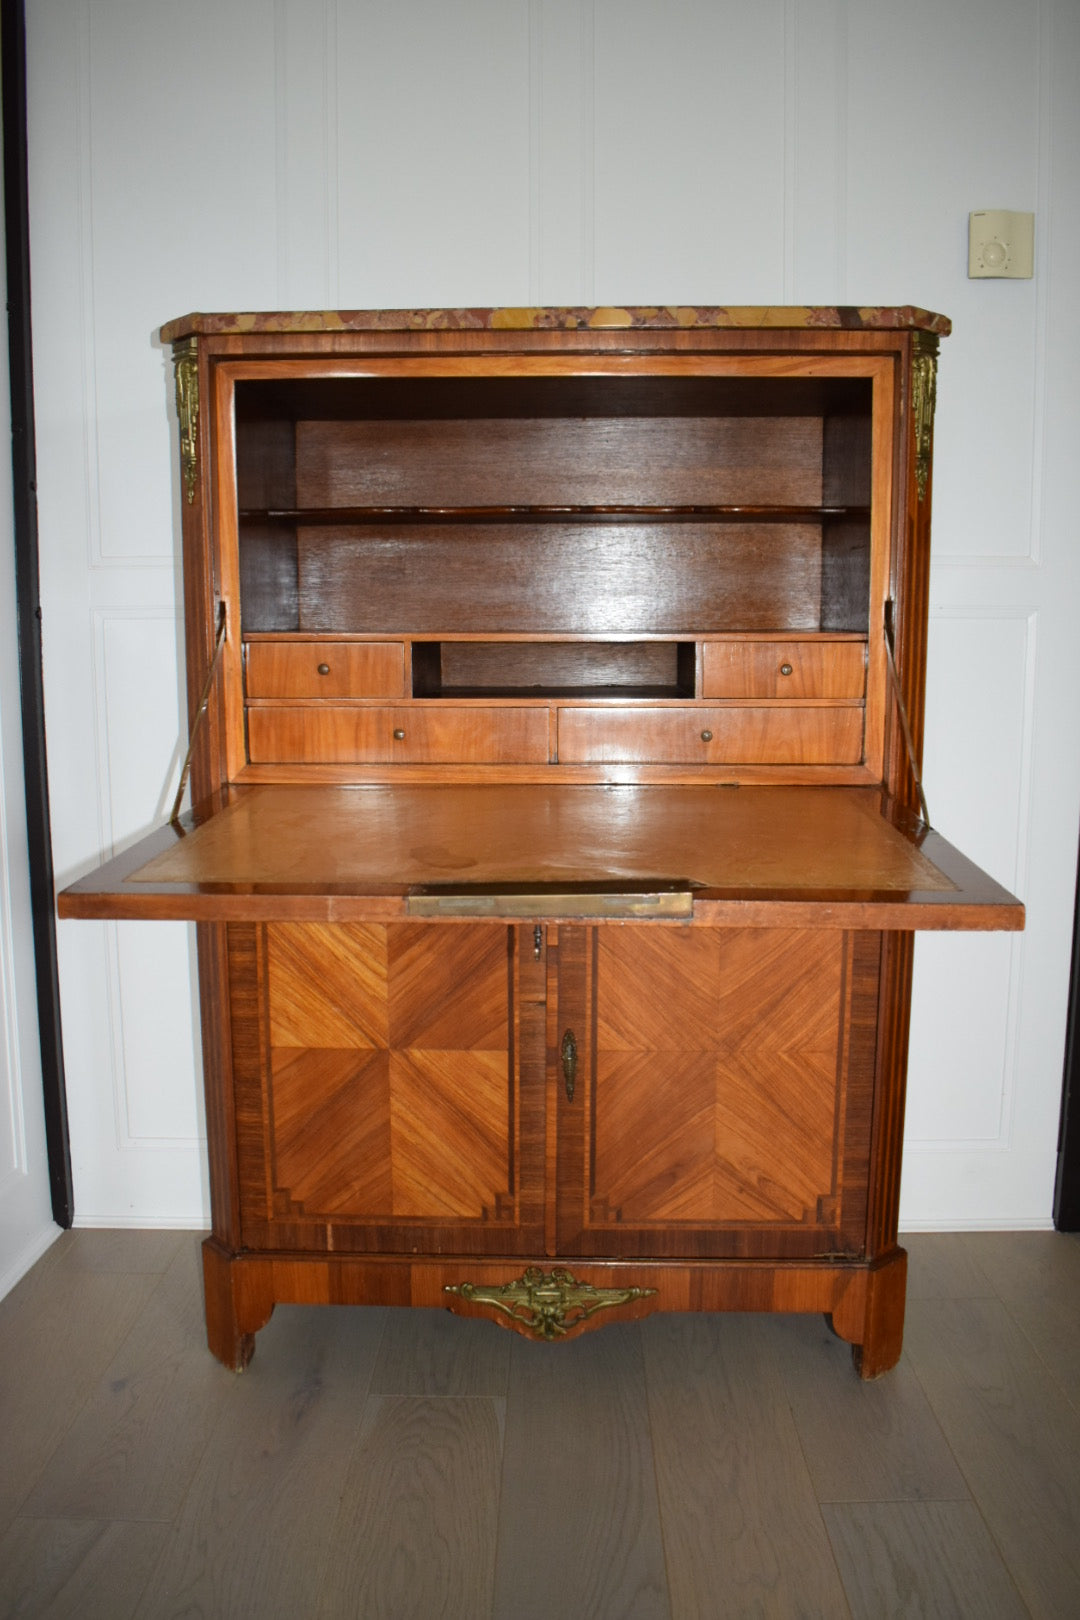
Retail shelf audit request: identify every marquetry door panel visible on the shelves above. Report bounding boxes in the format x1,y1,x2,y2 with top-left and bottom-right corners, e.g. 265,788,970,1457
555,926,878,1259
230,920,546,1254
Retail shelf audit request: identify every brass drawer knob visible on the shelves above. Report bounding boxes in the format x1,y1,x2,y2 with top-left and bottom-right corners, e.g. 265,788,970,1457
393,728,406,740
779,663,793,676
317,662,331,675
700,729,713,743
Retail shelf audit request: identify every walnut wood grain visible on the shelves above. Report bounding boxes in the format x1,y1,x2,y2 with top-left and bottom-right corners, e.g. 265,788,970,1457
295,414,826,508
245,639,404,699
701,638,866,699
193,1242,904,1363
555,703,865,766
247,704,551,765
292,520,828,636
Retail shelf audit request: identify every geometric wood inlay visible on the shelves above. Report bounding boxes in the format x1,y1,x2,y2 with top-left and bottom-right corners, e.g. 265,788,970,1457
270,1047,392,1217
387,922,510,1050
388,1048,510,1219
268,922,388,1048
591,928,846,1226
264,922,514,1225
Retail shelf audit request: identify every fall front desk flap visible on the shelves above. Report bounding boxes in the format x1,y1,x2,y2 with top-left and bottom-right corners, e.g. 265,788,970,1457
57,783,1023,930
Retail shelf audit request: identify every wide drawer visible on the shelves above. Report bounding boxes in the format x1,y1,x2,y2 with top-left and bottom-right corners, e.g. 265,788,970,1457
556,706,865,766
247,705,550,764
701,640,866,699
245,640,405,699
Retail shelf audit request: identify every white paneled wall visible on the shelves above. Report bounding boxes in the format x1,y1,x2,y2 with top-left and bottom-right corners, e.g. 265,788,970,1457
28,0,1080,1227
0,184,55,1287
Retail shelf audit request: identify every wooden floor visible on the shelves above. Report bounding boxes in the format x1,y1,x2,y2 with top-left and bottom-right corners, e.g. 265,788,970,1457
1,1231,1079,1618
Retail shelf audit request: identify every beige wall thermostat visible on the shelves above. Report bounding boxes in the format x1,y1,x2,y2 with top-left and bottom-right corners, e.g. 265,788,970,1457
969,210,1034,278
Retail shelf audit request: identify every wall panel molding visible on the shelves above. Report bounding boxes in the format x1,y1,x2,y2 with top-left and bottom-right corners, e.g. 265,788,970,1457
790,0,848,303
91,608,184,856
274,0,339,311
24,0,1078,1229
72,0,104,572
907,606,1035,1156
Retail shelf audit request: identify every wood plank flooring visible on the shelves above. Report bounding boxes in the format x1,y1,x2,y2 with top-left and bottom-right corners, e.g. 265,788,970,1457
1,1230,1078,1618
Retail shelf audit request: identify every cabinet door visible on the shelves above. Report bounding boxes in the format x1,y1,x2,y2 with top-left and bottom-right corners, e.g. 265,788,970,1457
229,920,545,1254
554,925,879,1259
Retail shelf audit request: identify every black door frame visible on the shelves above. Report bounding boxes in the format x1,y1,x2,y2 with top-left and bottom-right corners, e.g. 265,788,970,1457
2,0,73,1226
1054,832,1080,1230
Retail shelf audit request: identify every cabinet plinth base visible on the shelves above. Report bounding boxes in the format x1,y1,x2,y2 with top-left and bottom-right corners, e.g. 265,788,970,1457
202,1238,275,1372
826,1247,907,1378
200,1240,908,1379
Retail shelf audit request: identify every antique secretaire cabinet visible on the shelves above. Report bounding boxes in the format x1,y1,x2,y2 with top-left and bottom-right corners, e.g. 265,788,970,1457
59,306,1023,1376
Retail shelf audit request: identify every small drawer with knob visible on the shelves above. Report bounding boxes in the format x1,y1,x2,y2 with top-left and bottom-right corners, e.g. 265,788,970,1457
556,706,864,765
245,639,405,699
247,705,549,764
701,640,866,700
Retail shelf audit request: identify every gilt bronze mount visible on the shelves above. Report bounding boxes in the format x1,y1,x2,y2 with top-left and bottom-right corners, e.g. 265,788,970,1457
911,331,939,503
173,337,200,503
445,1267,657,1340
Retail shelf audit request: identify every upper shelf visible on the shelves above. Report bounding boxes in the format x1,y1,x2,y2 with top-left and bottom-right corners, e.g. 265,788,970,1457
239,505,873,526
160,304,952,342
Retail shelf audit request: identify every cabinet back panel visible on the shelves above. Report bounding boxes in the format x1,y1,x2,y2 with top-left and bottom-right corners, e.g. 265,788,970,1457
239,523,299,633
235,373,873,425
294,522,825,634
236,417,296,510
294,417,824,508
821,520,872,633
822,414,872,507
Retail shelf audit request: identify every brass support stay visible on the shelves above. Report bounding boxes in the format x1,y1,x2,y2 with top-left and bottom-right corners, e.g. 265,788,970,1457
170,601,227,824
883,600,931,828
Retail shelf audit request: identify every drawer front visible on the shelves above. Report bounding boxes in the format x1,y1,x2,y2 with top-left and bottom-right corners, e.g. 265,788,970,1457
245,640,405,699
556,705,864,766
701,640,866,700
248,705,550,764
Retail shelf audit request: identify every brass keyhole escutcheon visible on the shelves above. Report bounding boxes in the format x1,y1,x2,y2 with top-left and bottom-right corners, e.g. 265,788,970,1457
700,729,713,743
780,662,793,676
393,728,406,740
317,662,331,675
561,1028,578,1102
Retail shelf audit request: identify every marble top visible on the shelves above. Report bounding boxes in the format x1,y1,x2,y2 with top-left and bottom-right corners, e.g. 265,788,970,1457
160,304,951,342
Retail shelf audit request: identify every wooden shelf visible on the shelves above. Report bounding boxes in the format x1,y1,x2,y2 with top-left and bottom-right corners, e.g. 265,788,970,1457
240,504,872,525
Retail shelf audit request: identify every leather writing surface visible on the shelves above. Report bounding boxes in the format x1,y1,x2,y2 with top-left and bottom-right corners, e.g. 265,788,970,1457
130,783,952,893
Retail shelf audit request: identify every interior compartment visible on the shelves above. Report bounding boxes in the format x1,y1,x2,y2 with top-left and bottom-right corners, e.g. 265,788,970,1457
233,373,875,638
412,640,697,699
293,522,827,635
293,415,825,508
